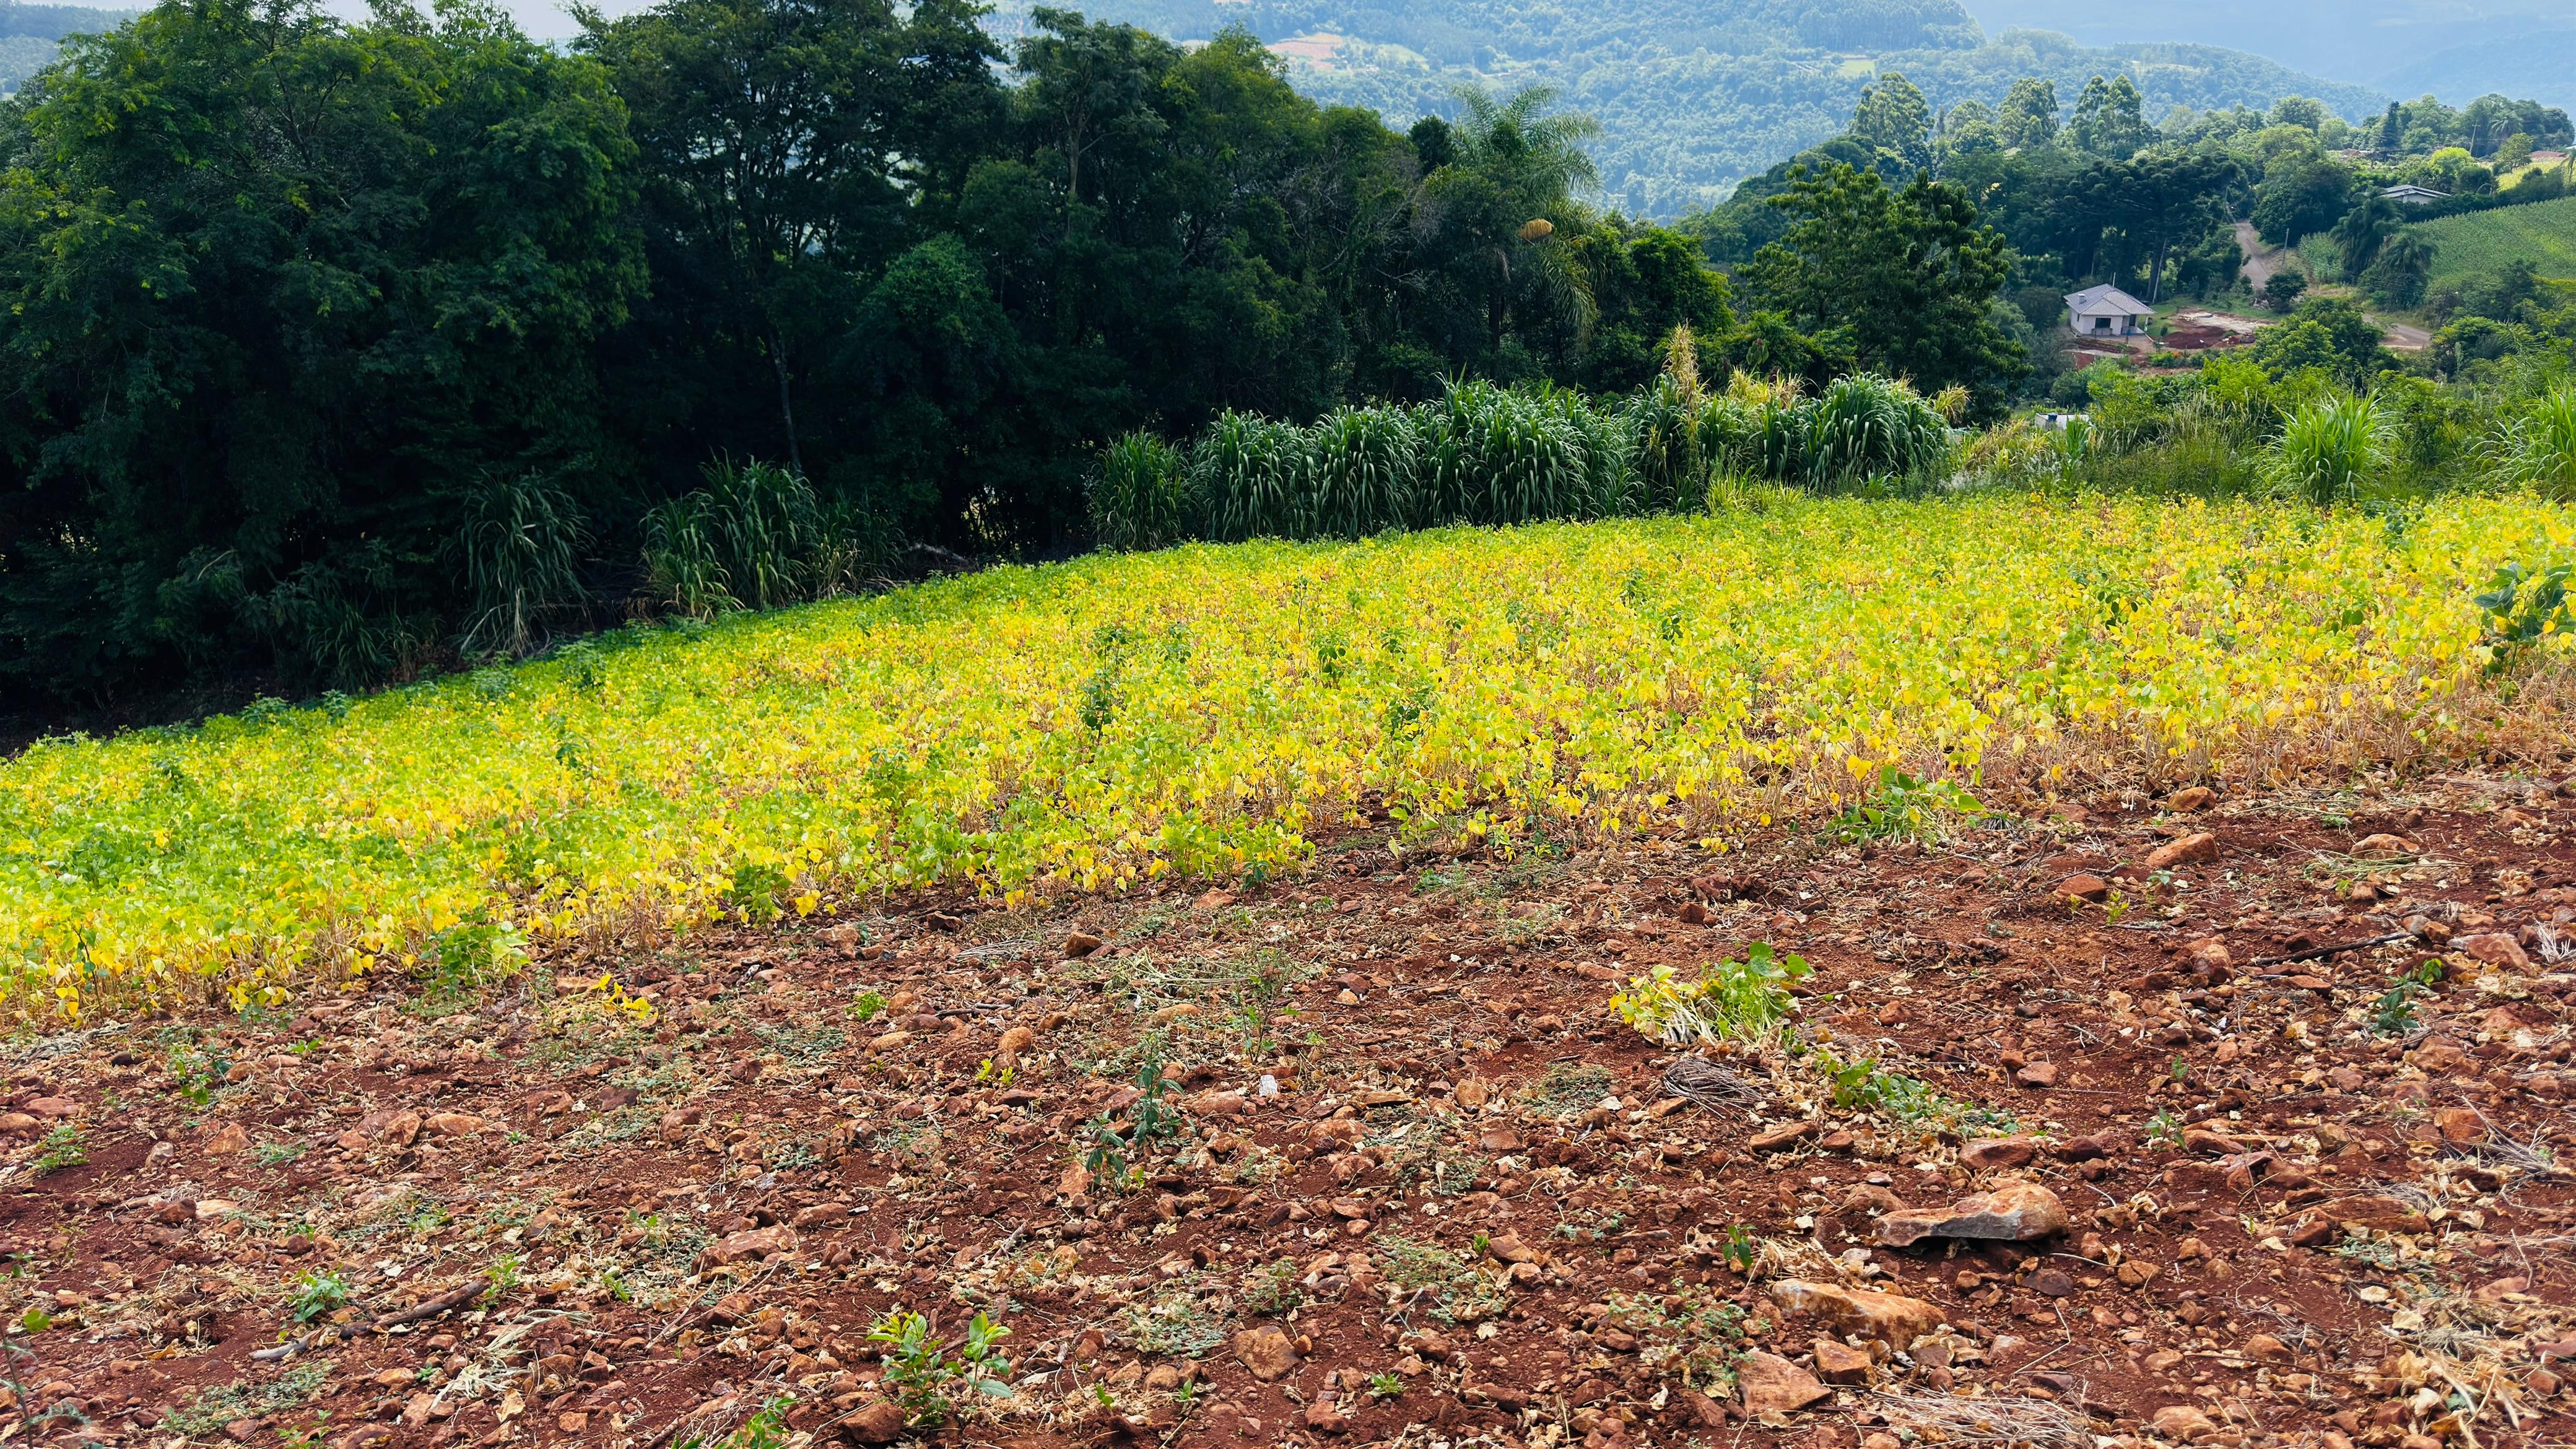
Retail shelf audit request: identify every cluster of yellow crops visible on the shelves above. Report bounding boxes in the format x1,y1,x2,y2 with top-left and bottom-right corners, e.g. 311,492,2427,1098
4,493,2568,1018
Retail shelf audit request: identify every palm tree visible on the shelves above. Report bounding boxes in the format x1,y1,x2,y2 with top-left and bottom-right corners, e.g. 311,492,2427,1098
1432,85,1604,354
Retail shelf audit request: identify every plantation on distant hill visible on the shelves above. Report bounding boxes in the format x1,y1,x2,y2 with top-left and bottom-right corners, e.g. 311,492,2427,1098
996,0,2385,214
2409,194,2576,290
0,1,131,88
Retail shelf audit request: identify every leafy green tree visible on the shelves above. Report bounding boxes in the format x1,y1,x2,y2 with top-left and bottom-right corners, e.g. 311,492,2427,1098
2268,95,2325,132
2069,74,2146,159
2330,192,2402,277
1850,72,1931,172
0,0,643,696
2251,150,2353,245
1997,77,2059,151
1744,163,2025,409
2251,297,2388,381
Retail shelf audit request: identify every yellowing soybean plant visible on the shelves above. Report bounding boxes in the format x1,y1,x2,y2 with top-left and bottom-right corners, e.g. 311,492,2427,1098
4,494,2567,1019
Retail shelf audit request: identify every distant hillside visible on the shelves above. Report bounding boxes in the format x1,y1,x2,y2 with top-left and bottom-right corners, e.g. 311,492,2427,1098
1962,0,2569,111
0,1,136,91
1010,0,2385,215
2376,29,2576,116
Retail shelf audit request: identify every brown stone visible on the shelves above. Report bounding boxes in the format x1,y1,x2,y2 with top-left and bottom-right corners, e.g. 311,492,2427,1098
841,1401,907,1444
996,1025,1037,1057
2169,786,2216,812
1768,1280,1943,1347
2014,1061,2058,1087
1812,1338,1874,1385
2244,1334,2291,1363
2058,874,2110,903
1874,1181,2066,1247
2144,832,2219,870
701,1224,799,1267
2353,833,2417,856
1749,1120,1819,1151
1736,1352,1830,1416
1063,931,1103,958
1958,1137,2036,1170
2435,1107,2486,1144
1454,1079,1492,1109
424,1112,486,1137
1303,1399,1352,1434
202,1123,249,1154
2151,1405,2219,1441
1232,1327,1300,1382
22,1097,76,1119
791,1202,850,1228
2454,933,2530,969
1484,1232,1537,1264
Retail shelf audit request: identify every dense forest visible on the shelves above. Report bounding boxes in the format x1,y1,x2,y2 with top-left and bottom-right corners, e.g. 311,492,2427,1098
4,0,1987,706
1026,0,2387,214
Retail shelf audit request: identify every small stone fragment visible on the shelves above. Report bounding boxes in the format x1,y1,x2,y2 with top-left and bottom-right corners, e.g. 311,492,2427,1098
2169,786,2215,811
1736,1351,1830,1416
1749,1120,1818,1151
1874,1182,2066,1247
2151,1404,2218,1441
842,1401,907,1444
2014,1061,2058,1087
2144,832,2219,870
1812,1338,1873,1385
1959,1136,2035,1170
1767,1280,1943,1347
2454,933,2530,969
1232,1326,1300,1382
2057,874,2108,903
1063,931,1103,958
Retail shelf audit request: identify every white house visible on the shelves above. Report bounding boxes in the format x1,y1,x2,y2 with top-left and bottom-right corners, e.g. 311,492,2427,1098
2064,283,2153,337
2380,183,2448,204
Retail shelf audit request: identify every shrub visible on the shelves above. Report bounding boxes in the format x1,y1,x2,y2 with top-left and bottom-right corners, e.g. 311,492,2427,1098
1089,431,1193,550
2266,393,2390,505
1419,381,1594,526
456,473,586,660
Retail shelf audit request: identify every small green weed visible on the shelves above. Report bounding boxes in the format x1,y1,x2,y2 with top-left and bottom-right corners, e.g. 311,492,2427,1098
1611,942,1809,1047
255,1141,306,1168
1812,1048,2013,1135
1240,1260,1303,1316
848,990,887,1022
2375,961,2444,1035
31,1125,87,1175
1367,1372,1406,1399
868,1310,1012,1426
2144,1109,2183,1149
287,1269,352,1323
1829,767,1983,843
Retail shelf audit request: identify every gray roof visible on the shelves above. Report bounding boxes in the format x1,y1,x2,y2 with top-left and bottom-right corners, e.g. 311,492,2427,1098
2064,283,2151,315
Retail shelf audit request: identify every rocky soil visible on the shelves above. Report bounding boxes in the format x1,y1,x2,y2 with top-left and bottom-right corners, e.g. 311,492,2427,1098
6,772,2575,1449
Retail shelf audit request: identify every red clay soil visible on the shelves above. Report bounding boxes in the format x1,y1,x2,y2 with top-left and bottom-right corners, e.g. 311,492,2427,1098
6,775,2575,1449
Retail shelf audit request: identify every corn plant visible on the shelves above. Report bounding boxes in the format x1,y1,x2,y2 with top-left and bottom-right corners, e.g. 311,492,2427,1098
1798,373,1951,487
640,494,735,619
702,458,822,611
2266,393,2388,505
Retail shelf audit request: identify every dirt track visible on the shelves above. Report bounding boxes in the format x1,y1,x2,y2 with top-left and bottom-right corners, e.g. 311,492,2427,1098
7,774,2575,1449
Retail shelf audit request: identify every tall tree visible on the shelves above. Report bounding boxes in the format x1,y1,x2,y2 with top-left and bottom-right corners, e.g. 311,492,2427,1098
1998,77,2058,150
578,0,998,476
0,0,643,696
1744,163,2025,408
1850,71,1931,172
2069,74,2146,159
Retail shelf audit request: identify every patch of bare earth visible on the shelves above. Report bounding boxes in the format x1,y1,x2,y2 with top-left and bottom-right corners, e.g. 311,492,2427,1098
7,773,2575,1449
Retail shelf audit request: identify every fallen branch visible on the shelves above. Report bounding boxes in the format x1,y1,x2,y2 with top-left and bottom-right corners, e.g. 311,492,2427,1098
2250,931,2413,970
370,1280,485,1333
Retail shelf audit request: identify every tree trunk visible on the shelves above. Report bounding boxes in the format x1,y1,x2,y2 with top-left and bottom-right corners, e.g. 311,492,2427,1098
769,328,803,478
2148,235,2169,305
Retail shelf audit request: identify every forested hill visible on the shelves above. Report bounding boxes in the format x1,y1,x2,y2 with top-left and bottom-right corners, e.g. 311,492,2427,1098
1014,0,2385,214
0,2,133,90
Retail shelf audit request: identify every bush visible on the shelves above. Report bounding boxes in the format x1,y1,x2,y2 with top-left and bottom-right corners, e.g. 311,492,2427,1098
1797,373,1951,486
456,473,587,661
2266,393,2390,505
1419,381,1596,527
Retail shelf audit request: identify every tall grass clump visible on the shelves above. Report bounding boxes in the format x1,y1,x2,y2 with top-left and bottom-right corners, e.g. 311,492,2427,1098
1419,380,1594,527
2490,385,2576,499
1307,406,1419,536
2265,393,2390,505
640,458,866,617
1798,374,1952,488
1090,431,1194,550
456,472,586,659
1194,411,1309,542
